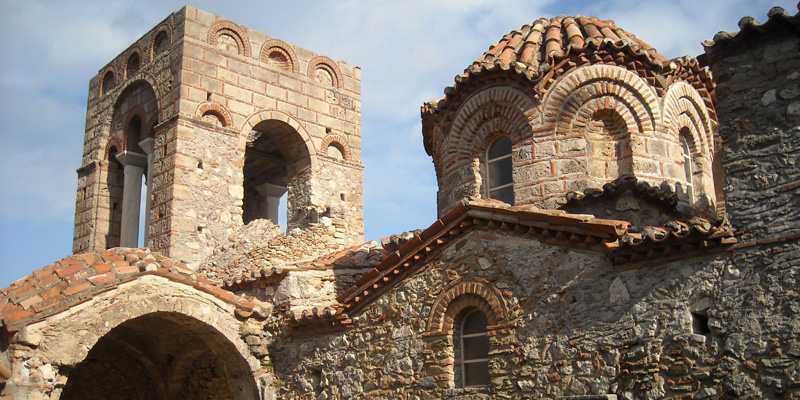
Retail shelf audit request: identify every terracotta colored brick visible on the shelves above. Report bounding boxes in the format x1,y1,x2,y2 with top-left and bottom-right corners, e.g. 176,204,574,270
93,263,114,274
74,252,99,266
3,307,35,324
62,282,93,297
55,264,84,278
32,295,66,313
88,273,116,286
115,266,139,275
36,271,61,288
112,260,129,269
7,279,37,303
19,295,43,310
64,269,92,286
39,281,69,301
103,255,125,262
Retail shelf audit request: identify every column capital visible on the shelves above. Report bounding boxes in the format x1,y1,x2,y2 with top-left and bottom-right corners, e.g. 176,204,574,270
115,150,148,168
138,138,156,155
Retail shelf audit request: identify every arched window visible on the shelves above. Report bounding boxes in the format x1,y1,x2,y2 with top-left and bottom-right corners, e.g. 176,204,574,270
486,136,513,204
460,310,490,387
680,131,694,202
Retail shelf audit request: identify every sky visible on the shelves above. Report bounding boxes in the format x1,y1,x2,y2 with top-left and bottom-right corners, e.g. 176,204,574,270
0,0,795,288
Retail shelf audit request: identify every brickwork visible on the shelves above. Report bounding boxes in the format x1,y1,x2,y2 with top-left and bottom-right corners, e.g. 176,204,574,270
73,6,364,269
422,17,719,217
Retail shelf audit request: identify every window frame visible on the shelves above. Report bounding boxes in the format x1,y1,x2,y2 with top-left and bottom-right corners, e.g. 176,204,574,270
485,136,514,204
460,309,490,388
680,134,694,202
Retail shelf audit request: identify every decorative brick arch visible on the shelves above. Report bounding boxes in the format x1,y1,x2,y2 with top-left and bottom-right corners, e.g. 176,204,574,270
661,81,715,156
241,109,317,159
123,46,144,80
196,101,234,128
542,64,661,136
259,39,299,73
207,20,251,57
427,278,509,335
99,64,118,96
105,137,124,160
149,23,172,60
113,72,164,123
320,134,352,161
307,56,342,89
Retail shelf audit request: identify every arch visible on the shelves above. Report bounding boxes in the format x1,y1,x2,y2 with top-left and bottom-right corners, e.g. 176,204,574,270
320,134,352,161
427,278,509,335
100,65,117,96
42,277,260,399
241,110,317,160
542,64,661,137
150,23,172,60
112,72,164,125
307,56,343,88
208,20,251,57
196,101,234,128
124,46,143,80
260,39,299,73
662,81,717,210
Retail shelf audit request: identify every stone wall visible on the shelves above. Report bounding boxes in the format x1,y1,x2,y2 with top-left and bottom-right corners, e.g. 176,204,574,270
73,5,365,270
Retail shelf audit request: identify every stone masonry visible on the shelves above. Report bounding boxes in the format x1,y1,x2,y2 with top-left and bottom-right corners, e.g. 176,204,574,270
0,5,798,400
73,6,364,269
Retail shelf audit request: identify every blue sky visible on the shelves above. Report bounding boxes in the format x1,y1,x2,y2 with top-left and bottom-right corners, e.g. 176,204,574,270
0,0,794,287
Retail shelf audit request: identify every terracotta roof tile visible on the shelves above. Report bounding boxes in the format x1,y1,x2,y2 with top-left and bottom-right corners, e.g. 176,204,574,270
560,174,680,212
289,198,736,331
0,248,268,331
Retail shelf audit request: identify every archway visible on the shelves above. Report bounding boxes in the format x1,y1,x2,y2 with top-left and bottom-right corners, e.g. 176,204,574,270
60,312,258,400
243,119,311,231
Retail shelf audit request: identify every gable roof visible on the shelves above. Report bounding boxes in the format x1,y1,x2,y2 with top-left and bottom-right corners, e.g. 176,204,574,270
0,248,268,332
287,198,735,330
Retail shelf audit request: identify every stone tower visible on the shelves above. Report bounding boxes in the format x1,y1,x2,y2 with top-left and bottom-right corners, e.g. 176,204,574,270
422,16,722,218
73,6,364,268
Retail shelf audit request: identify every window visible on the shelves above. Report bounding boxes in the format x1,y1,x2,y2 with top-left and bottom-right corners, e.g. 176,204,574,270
486,136,513,204
680,132,693,202
461,310,490,387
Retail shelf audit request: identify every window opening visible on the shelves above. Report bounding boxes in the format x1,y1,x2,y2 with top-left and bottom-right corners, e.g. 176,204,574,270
486,136,513,204
461,310,490,387
680,132,694,202
243,134,288,230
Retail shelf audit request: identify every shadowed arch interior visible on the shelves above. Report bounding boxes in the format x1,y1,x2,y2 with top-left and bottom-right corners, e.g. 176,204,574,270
60,312,258,400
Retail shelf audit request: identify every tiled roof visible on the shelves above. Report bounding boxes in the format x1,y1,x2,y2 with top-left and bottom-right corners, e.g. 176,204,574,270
560,174,679,211
701,5,800,56
467,15,670,79
0,248,268,331
288,198,736,330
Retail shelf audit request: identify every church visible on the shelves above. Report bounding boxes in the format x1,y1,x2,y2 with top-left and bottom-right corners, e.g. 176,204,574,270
0,4,798,399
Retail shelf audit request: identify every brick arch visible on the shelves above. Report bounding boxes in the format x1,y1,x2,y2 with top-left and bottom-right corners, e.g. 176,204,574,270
113,72,164,122
105,137,124,160
661,81,715,156
307,56,342,89
320,134,352,161
196,101,234,128
241,109,317,158
259,39,299,73
450,85,538,135
100,64,118,96
123,46,144,80
427,278,509,335
207,20,251,57
542,64,660,136
149,23,172,60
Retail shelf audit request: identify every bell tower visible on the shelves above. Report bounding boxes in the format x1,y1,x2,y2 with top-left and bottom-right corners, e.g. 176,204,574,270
73,6,364,267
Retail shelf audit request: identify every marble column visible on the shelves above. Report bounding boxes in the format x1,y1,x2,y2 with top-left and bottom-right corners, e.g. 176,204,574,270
115,150,148,248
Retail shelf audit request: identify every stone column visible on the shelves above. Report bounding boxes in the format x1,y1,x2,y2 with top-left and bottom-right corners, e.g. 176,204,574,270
255,183,287,225
138,138,155,248
116,151,148,248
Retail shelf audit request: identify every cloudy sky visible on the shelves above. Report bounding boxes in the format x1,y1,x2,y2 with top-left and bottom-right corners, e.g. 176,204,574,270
0,0,794,287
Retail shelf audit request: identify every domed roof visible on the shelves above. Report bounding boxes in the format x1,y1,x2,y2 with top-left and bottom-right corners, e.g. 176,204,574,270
464,15,671,80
